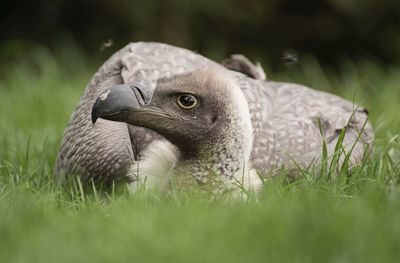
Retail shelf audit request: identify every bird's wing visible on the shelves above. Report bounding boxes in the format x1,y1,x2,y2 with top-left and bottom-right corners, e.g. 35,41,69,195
246,80,373,173
55,42,211,184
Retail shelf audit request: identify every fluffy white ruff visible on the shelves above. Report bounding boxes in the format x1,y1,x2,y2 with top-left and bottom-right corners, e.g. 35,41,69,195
129,140,179,192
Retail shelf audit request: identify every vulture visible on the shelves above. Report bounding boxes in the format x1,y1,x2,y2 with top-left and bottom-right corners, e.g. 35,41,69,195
55,42,373,193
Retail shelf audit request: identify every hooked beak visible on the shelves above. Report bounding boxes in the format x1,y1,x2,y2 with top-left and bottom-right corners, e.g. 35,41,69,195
91,83,154,124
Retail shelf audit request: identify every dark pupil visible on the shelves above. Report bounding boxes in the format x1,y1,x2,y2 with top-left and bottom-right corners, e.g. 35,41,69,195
180,95,195,107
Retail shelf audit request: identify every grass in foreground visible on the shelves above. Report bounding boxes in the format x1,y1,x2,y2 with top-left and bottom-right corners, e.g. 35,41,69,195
1,46,400,262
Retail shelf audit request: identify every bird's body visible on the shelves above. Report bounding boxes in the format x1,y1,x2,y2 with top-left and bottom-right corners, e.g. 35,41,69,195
56,42,373,192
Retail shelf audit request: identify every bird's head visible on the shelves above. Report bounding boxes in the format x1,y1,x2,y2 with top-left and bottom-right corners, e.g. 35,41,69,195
92,65,253,162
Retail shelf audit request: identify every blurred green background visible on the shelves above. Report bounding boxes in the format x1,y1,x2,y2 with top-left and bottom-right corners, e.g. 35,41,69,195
1,0,400,71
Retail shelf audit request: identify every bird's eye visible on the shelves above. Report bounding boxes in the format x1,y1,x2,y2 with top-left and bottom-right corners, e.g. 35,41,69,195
176,94,198,109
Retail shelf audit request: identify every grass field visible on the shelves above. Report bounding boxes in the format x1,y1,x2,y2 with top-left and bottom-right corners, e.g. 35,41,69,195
1,46,400,262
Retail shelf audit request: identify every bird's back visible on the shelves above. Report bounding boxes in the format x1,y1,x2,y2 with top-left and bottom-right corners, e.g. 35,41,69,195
237,75,373,174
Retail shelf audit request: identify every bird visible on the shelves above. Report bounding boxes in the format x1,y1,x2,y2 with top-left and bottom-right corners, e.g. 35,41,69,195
55,42,374,193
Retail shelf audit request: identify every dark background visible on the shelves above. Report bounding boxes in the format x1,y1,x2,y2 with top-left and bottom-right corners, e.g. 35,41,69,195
1,0,400,70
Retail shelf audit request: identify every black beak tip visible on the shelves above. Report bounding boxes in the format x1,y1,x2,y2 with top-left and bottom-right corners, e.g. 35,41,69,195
91,97,101,124
91,112,98,124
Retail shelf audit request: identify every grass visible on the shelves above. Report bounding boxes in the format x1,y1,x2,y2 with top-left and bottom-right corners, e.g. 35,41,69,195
1,45,400,262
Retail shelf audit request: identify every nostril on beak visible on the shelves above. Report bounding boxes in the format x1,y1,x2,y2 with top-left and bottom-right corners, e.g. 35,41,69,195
132,86,145,105
129,81,154,105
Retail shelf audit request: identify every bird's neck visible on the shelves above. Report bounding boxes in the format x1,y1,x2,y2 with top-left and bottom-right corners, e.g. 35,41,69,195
176,145,247,189
175,96,256,191
175,134,260,193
